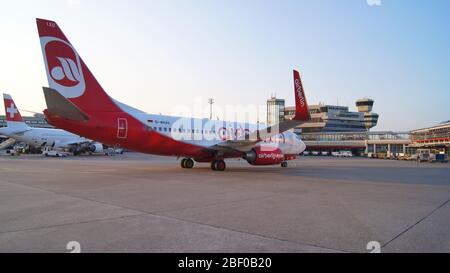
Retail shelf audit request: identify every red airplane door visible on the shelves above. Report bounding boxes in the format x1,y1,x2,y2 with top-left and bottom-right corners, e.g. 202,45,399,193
117,118,128,139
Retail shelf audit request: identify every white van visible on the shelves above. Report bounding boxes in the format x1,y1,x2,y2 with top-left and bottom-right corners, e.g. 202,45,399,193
331,151,340,157
42,147,70,157
332,151,353,157
342,151,353,157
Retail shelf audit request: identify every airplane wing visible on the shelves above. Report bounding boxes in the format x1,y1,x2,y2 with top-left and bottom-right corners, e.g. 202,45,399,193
60,140,90,147
208,139,259,153
207,69,310,153
0,127,31,136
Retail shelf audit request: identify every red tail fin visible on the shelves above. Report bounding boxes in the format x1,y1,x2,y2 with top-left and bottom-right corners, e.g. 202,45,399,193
3,94,24,122
293,70,310,121
36,18,119,113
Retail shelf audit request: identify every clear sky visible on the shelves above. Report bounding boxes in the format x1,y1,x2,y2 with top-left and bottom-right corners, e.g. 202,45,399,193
1,0,449,131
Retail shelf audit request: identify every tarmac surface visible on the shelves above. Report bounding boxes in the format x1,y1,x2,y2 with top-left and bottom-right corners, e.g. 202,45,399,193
0,153,449,253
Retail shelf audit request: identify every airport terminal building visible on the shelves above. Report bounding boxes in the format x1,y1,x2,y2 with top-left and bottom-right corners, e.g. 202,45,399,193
0,114,54,129
299,123,450,156
267,96,449,156
283,98,379,133
410,121,450,151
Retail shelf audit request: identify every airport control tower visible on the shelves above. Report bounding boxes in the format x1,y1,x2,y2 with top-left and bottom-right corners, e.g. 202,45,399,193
267,96,285,126
356,98,379,130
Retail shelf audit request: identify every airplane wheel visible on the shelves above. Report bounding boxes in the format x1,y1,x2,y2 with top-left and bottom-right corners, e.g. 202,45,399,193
215,160,226,171
281,162,288,168
181,158,187,168
211,161,217,171
185,158,194,169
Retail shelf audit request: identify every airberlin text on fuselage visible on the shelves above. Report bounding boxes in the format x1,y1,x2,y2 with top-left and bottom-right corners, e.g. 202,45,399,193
258,153,284,160
218,127,251,140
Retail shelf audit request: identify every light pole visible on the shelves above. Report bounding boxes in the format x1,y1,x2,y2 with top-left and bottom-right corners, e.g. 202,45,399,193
208,98,214,120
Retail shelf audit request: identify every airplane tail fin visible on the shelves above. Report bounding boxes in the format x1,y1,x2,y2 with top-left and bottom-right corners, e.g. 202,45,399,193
36,18,120,114
246,69,311,141
292,70,310,121
3,94,29,130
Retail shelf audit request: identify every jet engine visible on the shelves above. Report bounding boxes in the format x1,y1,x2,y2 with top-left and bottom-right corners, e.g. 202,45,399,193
244,146,285,166
89,143,104,153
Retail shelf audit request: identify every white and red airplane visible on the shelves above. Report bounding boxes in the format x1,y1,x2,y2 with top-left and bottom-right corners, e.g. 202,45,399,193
36,18,310,171
0,93,103,153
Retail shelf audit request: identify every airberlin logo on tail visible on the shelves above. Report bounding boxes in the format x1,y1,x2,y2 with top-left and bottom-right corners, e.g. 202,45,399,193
51,57,82,83
41,37,85,98
295,79,306,108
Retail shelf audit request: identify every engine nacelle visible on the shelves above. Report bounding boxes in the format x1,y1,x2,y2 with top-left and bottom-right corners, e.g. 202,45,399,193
245,147,285,166
89,143,104,153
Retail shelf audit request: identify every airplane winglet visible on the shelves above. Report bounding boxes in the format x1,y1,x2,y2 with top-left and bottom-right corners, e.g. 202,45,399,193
292,70,310,121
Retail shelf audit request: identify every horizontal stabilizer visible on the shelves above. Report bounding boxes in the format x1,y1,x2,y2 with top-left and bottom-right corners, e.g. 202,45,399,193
43,87,89,121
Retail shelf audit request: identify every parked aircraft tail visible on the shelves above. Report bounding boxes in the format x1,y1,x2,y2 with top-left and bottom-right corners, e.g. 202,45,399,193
36,18,120,114
3,94,29,131
292,70,310,121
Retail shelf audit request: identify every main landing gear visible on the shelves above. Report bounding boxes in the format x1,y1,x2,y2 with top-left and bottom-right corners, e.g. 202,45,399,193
211,160,226,171
181,158,194,169
180,158,226,171
281,161,288,168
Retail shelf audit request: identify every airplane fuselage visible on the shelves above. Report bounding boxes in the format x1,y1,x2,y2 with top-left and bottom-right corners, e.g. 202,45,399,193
0,126,87,148
46,110,306,160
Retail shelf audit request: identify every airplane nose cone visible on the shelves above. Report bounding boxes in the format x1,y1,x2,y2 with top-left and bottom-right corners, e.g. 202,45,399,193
301,141,306,153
